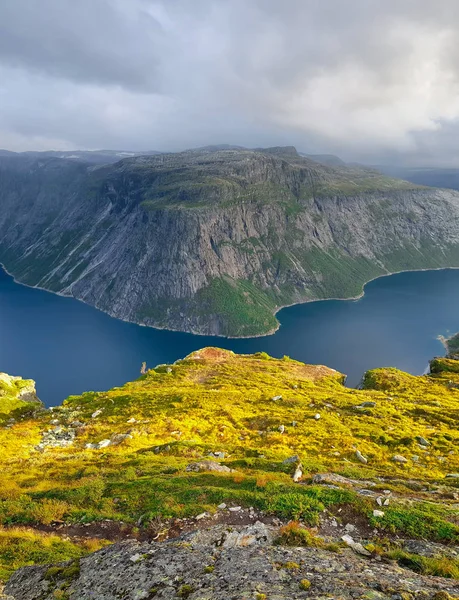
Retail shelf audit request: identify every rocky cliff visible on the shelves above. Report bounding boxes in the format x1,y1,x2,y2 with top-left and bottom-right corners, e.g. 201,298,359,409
2,147,459,336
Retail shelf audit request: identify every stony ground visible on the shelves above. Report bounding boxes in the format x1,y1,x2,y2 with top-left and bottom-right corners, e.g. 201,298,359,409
4,522,458,600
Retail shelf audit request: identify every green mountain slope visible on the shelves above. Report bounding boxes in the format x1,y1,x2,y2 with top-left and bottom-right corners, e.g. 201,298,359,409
1,147,459,336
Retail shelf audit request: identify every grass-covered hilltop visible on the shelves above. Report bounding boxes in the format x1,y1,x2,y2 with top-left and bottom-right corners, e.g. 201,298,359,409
1,348,459,598
3,146,459,336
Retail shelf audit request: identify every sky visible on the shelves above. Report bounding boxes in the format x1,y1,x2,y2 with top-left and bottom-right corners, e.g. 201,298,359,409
1,0,459,165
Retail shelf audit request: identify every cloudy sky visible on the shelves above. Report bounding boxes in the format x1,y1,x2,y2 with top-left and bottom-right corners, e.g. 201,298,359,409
1,0,459,165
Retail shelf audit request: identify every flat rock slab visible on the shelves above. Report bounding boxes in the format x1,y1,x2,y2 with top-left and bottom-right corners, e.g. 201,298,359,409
5,524,459,600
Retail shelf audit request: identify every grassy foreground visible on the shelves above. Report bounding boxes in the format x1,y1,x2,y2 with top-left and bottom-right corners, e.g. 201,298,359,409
0,348,458,581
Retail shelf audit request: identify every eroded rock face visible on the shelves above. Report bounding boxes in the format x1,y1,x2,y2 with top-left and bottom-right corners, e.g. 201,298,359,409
2,148,459,336
0,374,40,405
5,524,459,600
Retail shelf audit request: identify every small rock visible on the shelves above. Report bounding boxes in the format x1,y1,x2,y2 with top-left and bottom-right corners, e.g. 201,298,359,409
283,455,300,465
446,473,459,478
344,523,356,533
228,506,241,512
186,461,232,473
195,512,208,520
278,425,285,434
126,418,137,424
392,455,408,463
222,521,273,548
97,439,111,449
355,450,368,464
341,534,372,556
373,510,385,518
416,436,430,447
314,413,321,420
111,433,133,445
358,489,375,497
293,464,303,483
217,503,227,510
271,395,282,402
91,409,103,419
129,554,143,563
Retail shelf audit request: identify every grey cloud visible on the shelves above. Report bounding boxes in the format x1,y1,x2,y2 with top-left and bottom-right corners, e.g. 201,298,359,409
1,0,459,165
0,0,163,89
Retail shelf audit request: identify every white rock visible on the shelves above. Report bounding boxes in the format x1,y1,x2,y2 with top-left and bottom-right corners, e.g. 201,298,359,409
293,465,303,483
344,523,356,533
373,510,385,518
129,554,143,563
314,413,321,420
229,506,241,512
271,395,282,402
341,534,372,556
217,503,227,510
355,450,368,464
91,409,103,419
196,512,208,520
97,439,111,449
278,425,285,434
126,418,137,424
392,454,408,463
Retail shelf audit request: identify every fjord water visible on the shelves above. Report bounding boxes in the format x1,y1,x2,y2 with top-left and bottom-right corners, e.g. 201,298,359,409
0,267,457,406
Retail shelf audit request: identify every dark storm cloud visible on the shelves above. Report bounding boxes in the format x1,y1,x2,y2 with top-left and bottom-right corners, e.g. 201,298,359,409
1,0,459,164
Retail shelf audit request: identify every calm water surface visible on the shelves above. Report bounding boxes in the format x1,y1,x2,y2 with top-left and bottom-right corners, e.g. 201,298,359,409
0,268,457,406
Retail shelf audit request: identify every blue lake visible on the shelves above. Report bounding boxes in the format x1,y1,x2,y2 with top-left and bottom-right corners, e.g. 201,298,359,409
0,267,456,406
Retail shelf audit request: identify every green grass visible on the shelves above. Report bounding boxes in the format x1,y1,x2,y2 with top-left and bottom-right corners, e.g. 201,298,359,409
384,548,459,579
0,529,105,582
0,348,458,579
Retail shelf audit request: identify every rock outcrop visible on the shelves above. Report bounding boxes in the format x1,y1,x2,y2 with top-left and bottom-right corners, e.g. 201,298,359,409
4,523,459,599
2,147,459,336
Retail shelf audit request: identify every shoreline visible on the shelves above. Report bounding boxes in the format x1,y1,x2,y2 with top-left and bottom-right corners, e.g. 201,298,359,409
2,261,459,340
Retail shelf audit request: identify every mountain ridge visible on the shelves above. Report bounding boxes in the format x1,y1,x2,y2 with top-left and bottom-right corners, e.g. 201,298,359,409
1,146,459,336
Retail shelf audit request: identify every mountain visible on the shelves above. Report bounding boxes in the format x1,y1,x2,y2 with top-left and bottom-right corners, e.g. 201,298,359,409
0,148,162,165
301,152,346,166
1,348,459,596
2,146,459,336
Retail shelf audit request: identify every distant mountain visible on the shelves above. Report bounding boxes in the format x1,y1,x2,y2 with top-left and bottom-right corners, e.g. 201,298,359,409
1,145,459,336
300,153,346,167
0,148,162,165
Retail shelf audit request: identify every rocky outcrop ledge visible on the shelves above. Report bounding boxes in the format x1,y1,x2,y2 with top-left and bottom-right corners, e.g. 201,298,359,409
4,523,458,600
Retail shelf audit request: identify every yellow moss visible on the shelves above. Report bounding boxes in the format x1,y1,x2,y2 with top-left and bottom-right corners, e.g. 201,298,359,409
0,348,458,579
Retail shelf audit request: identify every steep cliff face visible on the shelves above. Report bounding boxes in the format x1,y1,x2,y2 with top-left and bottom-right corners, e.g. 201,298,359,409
1,147,459,336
